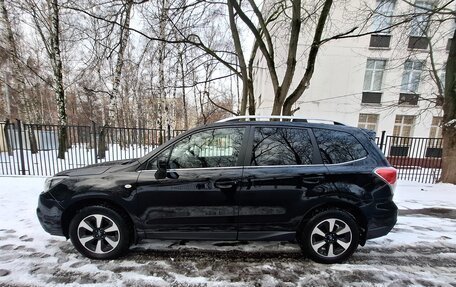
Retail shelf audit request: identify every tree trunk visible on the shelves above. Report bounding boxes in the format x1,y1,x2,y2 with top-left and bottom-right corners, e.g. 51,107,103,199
28,126,39,154
247,40,259,116
47,0,68,159
98,0,133,159
282,0,333,116
108,0,133,127
4,119,12,156
157,0,168,144
441,27,456,183
179,52,189,129
441,129,456,183
228,0,249,116
0,0,31,121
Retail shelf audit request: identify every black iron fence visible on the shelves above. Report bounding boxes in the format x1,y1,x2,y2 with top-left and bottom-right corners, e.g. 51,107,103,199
0,120,185,176
0,122,444,183
376,131,443,184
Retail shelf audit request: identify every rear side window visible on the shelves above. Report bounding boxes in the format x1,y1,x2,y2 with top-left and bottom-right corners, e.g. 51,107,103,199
251,127,313,166
313,129,367,164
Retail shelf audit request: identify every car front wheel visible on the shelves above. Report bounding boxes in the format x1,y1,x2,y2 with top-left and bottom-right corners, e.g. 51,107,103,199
300,210,360,264
69,206,130,259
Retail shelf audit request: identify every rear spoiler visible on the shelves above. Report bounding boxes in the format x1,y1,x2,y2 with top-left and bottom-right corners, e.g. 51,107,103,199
360,128,376,141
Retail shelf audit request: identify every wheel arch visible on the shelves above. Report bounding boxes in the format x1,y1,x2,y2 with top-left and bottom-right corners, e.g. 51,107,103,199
297,200,368,245
61,197,137,244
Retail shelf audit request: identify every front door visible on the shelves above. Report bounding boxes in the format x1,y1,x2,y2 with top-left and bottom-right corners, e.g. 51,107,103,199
136,126,246,240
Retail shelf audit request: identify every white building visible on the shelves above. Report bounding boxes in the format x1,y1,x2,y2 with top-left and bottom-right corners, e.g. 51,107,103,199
254,0,451,141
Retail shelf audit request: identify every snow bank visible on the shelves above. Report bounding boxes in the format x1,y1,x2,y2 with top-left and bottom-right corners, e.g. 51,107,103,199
0,177,455,286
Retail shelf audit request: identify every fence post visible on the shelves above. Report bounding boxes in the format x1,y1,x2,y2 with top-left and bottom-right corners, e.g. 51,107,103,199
92,121,98,163
16,119,26,175
379,130,386,151
167,124,171,141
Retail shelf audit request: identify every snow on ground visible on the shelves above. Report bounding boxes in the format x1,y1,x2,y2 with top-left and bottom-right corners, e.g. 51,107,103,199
0,177,455,287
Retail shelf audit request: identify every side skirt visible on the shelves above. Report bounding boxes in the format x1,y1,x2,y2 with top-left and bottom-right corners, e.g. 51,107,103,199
142,231,297,241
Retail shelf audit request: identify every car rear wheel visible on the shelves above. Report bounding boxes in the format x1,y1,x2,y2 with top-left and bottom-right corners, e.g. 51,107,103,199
69,206,130,259
299,210,359,264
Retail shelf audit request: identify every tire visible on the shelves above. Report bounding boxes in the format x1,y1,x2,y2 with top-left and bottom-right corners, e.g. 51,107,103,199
299,210,360,264
69,206,130,259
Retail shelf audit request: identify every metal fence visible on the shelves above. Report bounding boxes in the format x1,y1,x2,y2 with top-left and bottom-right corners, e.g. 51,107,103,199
0,120,185,176
0,122,444,183
377,131,443,184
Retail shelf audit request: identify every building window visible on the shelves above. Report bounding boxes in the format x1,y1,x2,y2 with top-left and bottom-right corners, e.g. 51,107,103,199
410,1,432,37
439,70,446,91
400,60,423,93
361,92,382,104
429,117,443,138
393,115,415,137
372,0,395,33
408,1,432,49
408,36,429,49
426,117,443,156
390,115,415,155
398,93,419,105
362,59,385,104
358,114,379,132
363,59,386,91
370,35,392,48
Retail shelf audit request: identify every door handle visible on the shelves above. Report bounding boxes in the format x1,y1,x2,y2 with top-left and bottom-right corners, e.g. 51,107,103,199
302,176,325,184
214,180,238,189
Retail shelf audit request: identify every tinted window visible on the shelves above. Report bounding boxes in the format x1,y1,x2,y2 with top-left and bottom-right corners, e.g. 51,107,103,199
313,129,367,164
168,128,244,169
251,127,313,166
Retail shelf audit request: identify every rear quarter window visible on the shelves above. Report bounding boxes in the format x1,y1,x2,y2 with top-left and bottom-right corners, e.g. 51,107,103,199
313,128,367,164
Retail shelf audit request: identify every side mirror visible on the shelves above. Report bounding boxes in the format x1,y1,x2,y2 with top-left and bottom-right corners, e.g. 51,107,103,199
154,159,168,179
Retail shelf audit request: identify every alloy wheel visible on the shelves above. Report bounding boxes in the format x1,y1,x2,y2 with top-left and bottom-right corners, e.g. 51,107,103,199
310,218,352,258
77,214,120,254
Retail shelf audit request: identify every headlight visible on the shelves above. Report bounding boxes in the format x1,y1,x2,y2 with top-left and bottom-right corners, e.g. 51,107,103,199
43,176,68,193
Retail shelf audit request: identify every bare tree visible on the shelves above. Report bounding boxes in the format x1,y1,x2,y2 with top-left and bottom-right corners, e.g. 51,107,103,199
224,0,352,116
21,0,68,158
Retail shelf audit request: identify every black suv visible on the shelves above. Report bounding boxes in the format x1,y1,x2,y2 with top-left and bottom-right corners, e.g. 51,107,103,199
37,116,397,263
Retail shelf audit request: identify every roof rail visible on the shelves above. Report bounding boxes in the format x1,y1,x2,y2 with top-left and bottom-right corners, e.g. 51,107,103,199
217,116,346,125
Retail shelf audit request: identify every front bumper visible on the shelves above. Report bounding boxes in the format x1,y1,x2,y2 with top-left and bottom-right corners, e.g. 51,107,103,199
36,192,65,236
365,200,398,240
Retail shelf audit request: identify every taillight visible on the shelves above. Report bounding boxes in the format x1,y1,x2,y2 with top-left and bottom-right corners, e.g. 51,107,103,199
374,167,397,192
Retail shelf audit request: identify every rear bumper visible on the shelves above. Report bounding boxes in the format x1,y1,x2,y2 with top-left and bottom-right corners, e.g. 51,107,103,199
365,200,398,240
37,192,65,236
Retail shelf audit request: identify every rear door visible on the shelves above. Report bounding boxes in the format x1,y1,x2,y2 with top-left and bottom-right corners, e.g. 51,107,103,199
237,125,329,240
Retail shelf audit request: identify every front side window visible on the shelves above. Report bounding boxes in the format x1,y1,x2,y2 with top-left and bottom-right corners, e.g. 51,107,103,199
372,0,395,33
313,129,367,164
363,59,386,92
401,60,424,93
168,128,244,169
251,127,313,166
